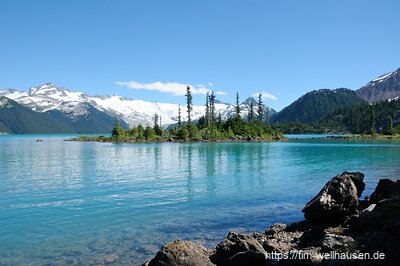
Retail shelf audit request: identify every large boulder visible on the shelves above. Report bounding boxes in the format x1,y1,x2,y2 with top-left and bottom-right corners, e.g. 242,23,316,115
210,232,265,266
302,172,365,225
147,240,214,266
350,198,400,265
369,179,400,203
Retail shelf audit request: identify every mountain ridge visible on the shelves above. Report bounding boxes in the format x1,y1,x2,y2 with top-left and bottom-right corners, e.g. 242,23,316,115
1,66,400,133
0,83,277,130
356,68,400,102
272,88,367,124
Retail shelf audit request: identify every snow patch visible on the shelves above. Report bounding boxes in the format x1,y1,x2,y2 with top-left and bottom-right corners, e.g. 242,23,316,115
370,72,393,84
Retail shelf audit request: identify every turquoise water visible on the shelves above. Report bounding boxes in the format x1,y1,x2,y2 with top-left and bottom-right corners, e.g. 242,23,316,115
1,135,399,265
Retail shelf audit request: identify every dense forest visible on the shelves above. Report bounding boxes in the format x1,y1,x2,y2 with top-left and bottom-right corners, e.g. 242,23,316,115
321,98,400,134
272,88,367,123
274,98,400,135
81,87,283,142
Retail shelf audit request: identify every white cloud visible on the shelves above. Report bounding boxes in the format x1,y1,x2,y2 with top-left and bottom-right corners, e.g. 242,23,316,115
116,81,226,96
251,91,278,101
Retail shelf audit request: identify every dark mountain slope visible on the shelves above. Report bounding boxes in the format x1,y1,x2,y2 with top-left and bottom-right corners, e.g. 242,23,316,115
273,88,367,123
0,97,75,133
0,97,128,134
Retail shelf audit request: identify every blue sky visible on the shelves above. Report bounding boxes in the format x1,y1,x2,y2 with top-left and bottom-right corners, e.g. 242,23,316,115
1,0,399,111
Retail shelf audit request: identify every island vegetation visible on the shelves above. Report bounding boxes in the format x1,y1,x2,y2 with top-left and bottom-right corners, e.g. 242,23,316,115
71,86,283,143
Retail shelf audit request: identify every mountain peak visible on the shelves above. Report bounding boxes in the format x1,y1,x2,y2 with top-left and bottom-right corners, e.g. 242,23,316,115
242,97,257,105
357,68,400,102
29,83,60,95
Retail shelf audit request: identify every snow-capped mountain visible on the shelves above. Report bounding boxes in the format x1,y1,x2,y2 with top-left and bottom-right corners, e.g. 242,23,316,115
357,68,400,102
0,83,277,128
1,83,90,116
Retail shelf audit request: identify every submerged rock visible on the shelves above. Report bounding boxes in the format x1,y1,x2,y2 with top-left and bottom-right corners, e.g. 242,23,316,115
146,240,214,266
95,254,119,265
302,172,365,225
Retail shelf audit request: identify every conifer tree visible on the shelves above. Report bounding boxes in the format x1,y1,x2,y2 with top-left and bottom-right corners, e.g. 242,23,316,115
137,124,144,139
370,104,376,135
209,91,216,124
205,92,210,127
387,115,393,134
111,119,125,139
154,113,162,136
217,112,222,130
235,92,241,118
257,93,263,125
144,125,155,140
249,101,254,123
186,86,193,124
178,105,182,128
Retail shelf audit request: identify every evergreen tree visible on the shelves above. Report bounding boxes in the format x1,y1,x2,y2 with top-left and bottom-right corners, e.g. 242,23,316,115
188,124,199,139
180,127,189,140
370,104,376,135
144,125,155,140
111,120,125,139
205,92,210,127
186,86,193,124
248,101,254,123
137,124,145,139
257,93,263,125
178,105,182,128
217,112,223,130
387,115,393,134
209,91,216,124
154,113,162,136
235,92,241,118
154,113,159,128
129,126,138,138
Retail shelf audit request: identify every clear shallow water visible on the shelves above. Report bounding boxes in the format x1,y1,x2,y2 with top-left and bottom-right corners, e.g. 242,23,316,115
0,135,399,265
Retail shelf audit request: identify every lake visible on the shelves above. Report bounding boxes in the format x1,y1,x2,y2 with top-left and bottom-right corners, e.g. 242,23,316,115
1,135,399,265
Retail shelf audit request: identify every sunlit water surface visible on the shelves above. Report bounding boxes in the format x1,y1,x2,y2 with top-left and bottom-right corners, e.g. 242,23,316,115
0,135,399,265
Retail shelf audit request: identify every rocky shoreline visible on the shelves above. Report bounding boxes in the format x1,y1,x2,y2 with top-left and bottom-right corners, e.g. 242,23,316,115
144,172,400,265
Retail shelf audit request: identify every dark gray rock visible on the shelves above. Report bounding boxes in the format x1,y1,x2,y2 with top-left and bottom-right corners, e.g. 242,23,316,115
147,240,214,266
302,172,365,225
210,232,265,266
263,223,302,253
229,250,266,266
369,179,400,203
320,234,358,253
350,198,400,265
